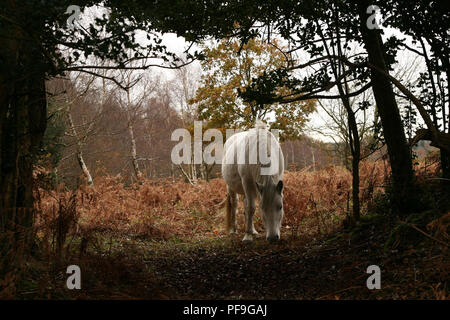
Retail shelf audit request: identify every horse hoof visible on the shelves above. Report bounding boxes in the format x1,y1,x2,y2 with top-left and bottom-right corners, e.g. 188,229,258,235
242,234,253,242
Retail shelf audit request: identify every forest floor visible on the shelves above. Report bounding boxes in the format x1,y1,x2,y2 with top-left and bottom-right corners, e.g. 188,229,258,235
142,216,448,300
14,212,448,300
5,167,449,300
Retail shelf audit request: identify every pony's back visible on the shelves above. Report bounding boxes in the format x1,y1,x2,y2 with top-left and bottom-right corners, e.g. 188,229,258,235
222,122,284,192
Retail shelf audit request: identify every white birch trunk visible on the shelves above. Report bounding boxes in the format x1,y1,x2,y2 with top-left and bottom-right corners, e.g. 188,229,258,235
67,110,94,186
125,89,142,180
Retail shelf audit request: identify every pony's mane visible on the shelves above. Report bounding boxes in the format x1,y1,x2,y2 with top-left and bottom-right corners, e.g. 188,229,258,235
254,119,269,130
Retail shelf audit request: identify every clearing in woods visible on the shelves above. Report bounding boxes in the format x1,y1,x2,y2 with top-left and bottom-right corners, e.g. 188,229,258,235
19,168,448,300
141,225,448,300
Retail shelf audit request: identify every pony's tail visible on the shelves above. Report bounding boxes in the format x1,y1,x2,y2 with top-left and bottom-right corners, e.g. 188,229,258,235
225,192,232,232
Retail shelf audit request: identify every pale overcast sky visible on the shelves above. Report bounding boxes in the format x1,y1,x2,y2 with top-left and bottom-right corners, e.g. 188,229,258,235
154,29,426,143
76,6,427,143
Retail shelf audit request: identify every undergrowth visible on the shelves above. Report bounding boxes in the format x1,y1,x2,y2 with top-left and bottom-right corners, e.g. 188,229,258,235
0,159,448,299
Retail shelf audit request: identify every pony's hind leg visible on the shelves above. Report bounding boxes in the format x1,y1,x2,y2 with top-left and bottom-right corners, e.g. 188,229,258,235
242,183,257,242
244,195,258,235
251,221,259,235
225,189,238,234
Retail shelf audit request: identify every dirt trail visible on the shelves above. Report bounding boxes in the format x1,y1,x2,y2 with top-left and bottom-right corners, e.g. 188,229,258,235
144,234,385,299
142,226,448,300
16,224,446,300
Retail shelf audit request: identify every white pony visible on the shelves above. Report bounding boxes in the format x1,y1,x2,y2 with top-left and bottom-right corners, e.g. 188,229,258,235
222,120,285,242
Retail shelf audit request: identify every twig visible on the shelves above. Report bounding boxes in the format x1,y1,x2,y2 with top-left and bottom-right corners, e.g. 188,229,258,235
400,221,448,247
317,285,363,300
215,198,227,208
425,178,450,182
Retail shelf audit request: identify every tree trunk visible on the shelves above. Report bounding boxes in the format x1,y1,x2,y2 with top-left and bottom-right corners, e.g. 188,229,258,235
348,111,361,221
441,149,450,181
67,110,94,186
125,91,142,181
358,1,414,213
336,76,361,222
290,141,295,166
318,16,361,222
443,70,450,184
311,144,315,171
0,30,47,270
76,151,94,187
191,163,198,184
127,115,142,181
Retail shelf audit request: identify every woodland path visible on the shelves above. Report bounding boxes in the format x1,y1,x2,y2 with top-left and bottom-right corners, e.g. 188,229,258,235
142,230,433,299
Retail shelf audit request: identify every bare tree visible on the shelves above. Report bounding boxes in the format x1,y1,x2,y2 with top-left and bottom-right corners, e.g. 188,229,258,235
53,71,110,186
168,62,206,183
117,65,161,182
